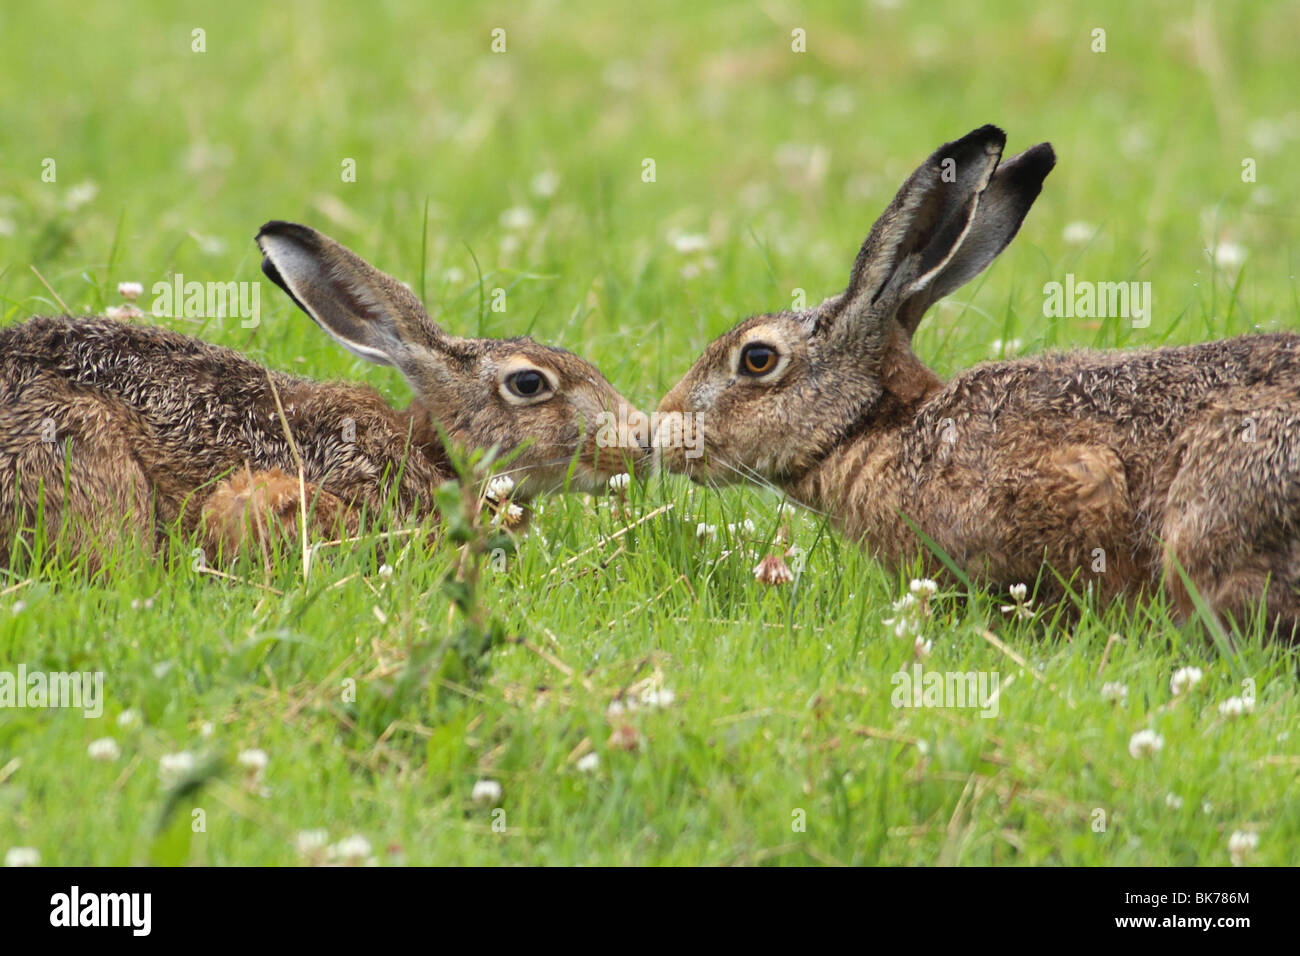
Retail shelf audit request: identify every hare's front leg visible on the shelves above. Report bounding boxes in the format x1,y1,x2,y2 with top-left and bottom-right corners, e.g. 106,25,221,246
1159,392,1300,638
200,467,358,559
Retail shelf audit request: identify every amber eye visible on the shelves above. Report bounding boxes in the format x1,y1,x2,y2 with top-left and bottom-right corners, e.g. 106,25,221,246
506,369,549,399
739,343,779,377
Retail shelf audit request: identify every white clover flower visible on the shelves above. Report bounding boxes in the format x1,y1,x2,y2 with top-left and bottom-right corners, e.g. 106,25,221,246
885,591,928,638
295,829,330,857
608,472,631,492
822,85,855,116
329,834,374,865
1128,729,1164,759
1228,830,1259,866
530,170,560,198
1000,584,1034,620
671,233,710,254
484,475,515,501
4,847,40,867
194,233,226,256
1170,666,1204,696
695,522,717,540
116,709,142,729
728,519,756,535
576,752,599,773
1218,696,1255,717
199,721,215,739
1100,682,1128,704
159,750,196,784
1210,242,1247,270
499,206,535,231
1246,118,1285,154
117,281,144,300
87,737,121,762
909,578,938,596
639,685,676,708
105,304,144,321
471,779,502,804
913,636,932,658
1119,125,1152,159
1062,221,1097,244
237,748,269,779
65,182,99,210
1165,792,1184,810
377,563,394,580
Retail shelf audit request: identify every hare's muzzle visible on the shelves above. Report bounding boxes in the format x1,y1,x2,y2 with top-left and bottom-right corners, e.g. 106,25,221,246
592,405,655,481
649,395,705,479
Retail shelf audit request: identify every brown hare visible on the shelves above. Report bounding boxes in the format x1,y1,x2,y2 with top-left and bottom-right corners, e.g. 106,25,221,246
0,221,647,565
657,125,1300,637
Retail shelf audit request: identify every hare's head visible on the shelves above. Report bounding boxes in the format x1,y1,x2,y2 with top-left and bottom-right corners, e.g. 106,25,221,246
655,125,1054,487
257,221,648,496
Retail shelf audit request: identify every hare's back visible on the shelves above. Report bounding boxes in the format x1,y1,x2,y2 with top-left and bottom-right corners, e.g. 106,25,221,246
934,332,1300,443
0,315,283,408
0,316,345,480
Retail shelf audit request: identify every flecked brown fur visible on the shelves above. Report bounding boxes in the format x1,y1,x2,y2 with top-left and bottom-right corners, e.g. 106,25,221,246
0,222,646,566
657,126,1300,637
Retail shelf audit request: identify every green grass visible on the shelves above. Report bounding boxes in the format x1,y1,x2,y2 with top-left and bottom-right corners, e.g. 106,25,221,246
2,0,1298,865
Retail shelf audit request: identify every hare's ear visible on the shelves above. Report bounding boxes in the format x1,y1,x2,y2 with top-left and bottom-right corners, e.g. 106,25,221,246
256,221,451,374
828,126,1053,340
893,141,1056,335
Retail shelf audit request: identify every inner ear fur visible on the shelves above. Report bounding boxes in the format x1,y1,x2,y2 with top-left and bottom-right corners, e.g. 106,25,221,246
830,126,1055,350
256,220,449,372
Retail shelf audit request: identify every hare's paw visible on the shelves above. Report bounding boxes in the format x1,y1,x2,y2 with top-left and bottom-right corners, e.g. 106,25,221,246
201,468,352,557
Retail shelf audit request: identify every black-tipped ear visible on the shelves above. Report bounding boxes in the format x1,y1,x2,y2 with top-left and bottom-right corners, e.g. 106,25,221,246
894,141,1056,335
827,127,1055,344
843,125,1007,315
255,220,448,371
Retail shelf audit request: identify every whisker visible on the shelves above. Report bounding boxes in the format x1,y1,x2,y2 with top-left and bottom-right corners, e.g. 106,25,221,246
712,457,830,519
488,457,576,480
713,458,782,497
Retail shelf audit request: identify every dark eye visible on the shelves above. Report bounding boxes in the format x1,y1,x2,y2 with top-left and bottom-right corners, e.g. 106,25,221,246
739,343,779,377
506,369,550,399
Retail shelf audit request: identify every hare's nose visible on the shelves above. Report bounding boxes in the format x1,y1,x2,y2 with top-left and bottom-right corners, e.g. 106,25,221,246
617,407,653,451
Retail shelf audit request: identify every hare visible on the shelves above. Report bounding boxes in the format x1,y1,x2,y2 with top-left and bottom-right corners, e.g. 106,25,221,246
0,221,647,565
656,125,1300,636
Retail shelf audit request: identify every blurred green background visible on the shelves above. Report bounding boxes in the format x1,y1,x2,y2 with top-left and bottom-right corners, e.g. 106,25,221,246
1,0,1298,867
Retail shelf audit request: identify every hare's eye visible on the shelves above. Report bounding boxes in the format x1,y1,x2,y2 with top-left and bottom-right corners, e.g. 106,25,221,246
740,343,779,377
505,369,551,400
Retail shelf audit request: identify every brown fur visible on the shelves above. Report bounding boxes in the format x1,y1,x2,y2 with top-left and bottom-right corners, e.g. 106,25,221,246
0,222,646,566
657,126,1300,637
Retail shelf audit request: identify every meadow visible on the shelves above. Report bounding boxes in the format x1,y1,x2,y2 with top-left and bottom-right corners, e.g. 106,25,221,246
0,0,1297,865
